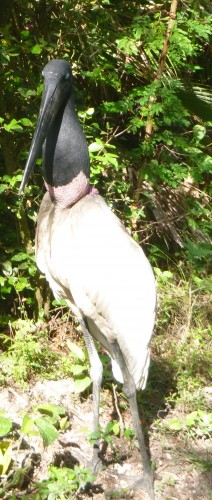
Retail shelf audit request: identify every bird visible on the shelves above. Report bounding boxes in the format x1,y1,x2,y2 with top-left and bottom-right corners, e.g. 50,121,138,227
19,59,157,498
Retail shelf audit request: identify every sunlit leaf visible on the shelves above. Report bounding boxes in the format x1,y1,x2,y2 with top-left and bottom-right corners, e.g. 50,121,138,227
0,416,12,437
74,376,91,393
35,417,58,446
67,340,85,361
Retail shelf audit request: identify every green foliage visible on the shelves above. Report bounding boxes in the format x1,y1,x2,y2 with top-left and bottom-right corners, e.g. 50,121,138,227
0,321,54,384
34,465,95,499
0,440,13,475
89,419,135,447
21,404,67,447
89,420,120,446
0,413,12,438
150,267,211,439
0,404,68,496
0,319,78,386
67,339,91,393
157,410,212,440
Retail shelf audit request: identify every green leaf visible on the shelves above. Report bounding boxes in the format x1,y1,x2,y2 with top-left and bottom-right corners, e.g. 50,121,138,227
201,155,212,172
36,404,66,418
0,441,13,474
89,142,103,152
74,376,91,393
112,421,120,435
193,124,206,142
124,427,135,439
0,416,12,437
19,118,33,127
185,411,198,427
52,299,67,307
31,44,42,54
35,417,58,446
21,414,35,434
67,340,85,361
60,416,69,431
71,364,86,376
4,119,23,132
11,252,29,262
86,107,94,115
167,418,182,431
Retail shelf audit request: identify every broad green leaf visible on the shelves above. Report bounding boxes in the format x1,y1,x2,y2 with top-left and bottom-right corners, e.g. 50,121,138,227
36,404,66,418
31,44,42,54
11,252,28,262
20,30,30,38
74,376,91,393
185,411,198,427
19,118,33,127
71,364,86,376
167,418,182,431
0,416,12,437
112,421,120,435
21,414,35,434
35,417,58,446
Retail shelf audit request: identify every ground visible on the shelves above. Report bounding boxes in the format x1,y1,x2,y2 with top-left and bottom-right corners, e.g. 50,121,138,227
0,377,211,499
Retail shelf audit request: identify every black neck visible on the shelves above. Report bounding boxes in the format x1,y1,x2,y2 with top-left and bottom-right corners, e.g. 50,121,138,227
42,96,90,187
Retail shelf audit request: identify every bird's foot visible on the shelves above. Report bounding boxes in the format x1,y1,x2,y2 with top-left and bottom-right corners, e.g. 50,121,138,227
114,469,155,500
135,472,155,500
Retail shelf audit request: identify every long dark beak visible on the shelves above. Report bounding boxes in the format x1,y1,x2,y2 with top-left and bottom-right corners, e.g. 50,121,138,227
19,79,64,193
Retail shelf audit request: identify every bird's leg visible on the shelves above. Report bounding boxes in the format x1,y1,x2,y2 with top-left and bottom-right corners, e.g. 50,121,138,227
80,318,103,473
111,341,154,499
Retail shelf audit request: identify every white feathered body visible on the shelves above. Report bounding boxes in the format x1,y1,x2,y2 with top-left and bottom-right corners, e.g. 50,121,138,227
36,191,156,390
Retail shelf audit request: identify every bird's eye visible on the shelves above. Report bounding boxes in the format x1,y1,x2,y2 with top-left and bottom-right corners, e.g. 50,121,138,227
64,72,70,80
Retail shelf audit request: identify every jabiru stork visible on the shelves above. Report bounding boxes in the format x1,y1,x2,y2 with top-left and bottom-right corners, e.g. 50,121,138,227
19,59,156,498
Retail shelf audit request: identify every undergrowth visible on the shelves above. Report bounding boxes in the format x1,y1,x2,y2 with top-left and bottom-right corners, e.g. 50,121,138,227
0,319,76,386
0,268,211,498
145,268,212,456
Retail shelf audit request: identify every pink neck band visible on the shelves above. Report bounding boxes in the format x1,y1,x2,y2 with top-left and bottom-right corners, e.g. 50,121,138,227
45,171,98,209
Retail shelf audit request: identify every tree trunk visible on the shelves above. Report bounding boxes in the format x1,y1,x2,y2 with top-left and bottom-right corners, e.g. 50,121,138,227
145,0,178,138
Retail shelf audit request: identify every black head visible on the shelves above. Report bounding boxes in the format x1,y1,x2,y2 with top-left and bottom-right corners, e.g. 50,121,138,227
42,59,72,86
19,59,74,192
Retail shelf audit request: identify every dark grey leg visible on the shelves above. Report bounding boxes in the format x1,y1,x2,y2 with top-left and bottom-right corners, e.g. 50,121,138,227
79,318,103,472
111,340,154,499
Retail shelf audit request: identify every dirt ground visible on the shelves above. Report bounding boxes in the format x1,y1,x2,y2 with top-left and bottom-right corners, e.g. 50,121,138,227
0,378,211,499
